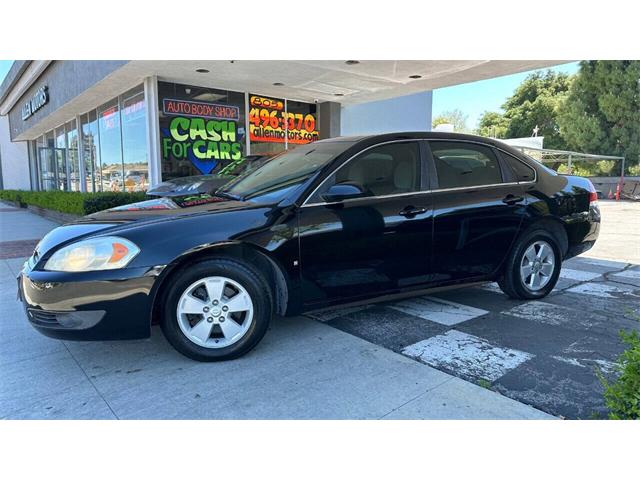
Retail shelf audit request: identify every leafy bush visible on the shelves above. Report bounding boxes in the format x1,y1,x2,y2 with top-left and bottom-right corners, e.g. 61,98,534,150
0,190,147,216
82,192,147,214
599,330,640,419
628,163,640,177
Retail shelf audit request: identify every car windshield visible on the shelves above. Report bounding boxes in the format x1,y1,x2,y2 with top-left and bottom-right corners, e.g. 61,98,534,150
219,142,349,202
218,155,272,177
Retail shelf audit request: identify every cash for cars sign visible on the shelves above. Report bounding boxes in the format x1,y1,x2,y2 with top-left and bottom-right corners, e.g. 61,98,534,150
249,95,319,145
161,98,244,174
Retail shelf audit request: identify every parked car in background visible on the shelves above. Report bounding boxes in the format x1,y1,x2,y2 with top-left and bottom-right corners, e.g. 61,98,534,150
18,132,600,361
124,169,148,192
146,154,272,197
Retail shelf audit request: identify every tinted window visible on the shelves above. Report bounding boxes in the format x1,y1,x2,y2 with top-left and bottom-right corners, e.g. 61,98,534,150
502,152,536,182
310,142,421,202
431,142,503,188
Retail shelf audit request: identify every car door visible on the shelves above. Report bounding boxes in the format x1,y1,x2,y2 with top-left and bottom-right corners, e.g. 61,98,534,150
297,140,434,307
428,140,526,283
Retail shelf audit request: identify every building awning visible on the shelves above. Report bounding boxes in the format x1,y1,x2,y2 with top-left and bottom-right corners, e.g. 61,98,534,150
1,60,568,141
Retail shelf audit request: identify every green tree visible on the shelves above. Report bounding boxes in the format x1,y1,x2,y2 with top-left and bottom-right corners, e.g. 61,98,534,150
475,111,509,138
558,61,640,174
432,109,469,133
501,70,572,149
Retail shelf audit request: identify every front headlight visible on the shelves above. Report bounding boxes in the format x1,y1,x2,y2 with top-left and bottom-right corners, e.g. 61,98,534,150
44,236,140,272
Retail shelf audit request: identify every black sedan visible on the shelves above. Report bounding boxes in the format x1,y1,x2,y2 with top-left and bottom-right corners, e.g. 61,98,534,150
18,132,600,361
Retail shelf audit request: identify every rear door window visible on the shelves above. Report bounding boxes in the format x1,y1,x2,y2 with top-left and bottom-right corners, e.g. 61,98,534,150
500,151,536,182
430,141,503,189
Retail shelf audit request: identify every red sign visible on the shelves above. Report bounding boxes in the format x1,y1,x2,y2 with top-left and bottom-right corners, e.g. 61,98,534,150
163,98,239,121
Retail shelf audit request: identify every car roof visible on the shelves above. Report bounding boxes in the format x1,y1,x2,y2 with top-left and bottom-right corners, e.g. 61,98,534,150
315,131,525,158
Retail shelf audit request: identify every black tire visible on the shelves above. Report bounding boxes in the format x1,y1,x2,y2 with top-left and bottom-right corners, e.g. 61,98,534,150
498,229,562,300
160,257,272,361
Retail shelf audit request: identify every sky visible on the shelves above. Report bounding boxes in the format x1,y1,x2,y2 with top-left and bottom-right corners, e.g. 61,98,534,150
0,60,13,85
432,61,580,129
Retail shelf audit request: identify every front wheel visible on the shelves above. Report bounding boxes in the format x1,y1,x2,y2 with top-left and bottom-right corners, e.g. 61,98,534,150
161,258,272,361
498,230,562,300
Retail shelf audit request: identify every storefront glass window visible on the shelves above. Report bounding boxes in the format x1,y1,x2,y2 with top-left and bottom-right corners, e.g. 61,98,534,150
121,86,148,191
66,120,80,191
98,99,123,191
158,81,246,180
54,127,67,190
81,111,100,192
248,94,287,156
32,83,147,193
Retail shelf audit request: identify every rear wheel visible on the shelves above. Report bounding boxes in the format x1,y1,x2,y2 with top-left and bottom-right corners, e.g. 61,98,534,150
498,230,562,299
161,258,272,361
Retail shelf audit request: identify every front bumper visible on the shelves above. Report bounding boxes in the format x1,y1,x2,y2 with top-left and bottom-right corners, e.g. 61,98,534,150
17,264,159,341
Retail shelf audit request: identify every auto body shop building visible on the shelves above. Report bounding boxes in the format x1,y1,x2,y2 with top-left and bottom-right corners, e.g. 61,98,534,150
0,60,560,192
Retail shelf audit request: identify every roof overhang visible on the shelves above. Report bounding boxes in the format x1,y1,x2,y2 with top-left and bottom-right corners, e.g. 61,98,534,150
124,60,569,105
2,60,569,141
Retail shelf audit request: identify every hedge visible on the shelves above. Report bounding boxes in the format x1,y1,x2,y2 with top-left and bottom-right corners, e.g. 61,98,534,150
599,330,640,419
0,190,147,216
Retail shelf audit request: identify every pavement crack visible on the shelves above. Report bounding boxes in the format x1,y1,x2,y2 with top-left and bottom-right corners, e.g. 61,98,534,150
61,341,120,420
556,262,631,293
377,376,455,419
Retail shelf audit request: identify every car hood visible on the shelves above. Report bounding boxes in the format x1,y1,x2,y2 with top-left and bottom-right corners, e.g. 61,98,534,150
33,194,258,259
146,175,232,197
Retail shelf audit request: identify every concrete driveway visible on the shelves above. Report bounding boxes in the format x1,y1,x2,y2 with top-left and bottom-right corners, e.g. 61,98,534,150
0,203,551,419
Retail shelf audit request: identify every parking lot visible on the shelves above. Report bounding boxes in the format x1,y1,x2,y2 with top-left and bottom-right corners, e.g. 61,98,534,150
1,201,638,419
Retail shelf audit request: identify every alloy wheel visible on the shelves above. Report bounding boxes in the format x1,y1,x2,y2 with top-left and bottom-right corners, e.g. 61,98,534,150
520,240,555,291
176,276,254,348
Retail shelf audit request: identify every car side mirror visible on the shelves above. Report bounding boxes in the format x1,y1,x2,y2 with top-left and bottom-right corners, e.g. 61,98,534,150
321,182,366,203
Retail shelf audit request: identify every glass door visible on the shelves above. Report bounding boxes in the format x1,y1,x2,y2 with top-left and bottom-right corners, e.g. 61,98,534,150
38,147,57,191
55,127,68,190
54,147,67,190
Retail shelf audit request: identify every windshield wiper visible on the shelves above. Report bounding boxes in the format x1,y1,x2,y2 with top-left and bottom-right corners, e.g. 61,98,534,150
214,190,243,201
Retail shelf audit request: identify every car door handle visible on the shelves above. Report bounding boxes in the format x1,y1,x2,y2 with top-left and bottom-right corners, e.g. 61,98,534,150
399,206,428,218
502,194,524,205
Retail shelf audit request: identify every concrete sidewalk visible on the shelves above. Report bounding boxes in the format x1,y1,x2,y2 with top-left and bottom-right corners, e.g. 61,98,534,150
0,203,552,419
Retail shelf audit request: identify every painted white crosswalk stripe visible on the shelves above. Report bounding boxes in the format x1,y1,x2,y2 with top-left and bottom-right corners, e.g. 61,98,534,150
402,330,534,382
559,268,601,282
578,258,627,269
611,269,640,279
502,301,573,326
388,296,488,326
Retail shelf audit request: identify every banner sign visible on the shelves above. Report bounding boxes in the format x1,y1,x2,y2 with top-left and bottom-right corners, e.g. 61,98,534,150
163,98,240,121
161,116,244,174
249,94,319,145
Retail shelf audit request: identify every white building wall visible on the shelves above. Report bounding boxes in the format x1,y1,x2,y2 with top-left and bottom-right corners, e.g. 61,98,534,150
0,115,30,190
340,91,433,136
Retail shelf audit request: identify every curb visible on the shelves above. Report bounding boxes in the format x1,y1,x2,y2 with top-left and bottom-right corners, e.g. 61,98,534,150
1,200,79,224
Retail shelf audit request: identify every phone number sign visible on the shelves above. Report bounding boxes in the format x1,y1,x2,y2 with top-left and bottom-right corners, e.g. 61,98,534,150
249,95,318,145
